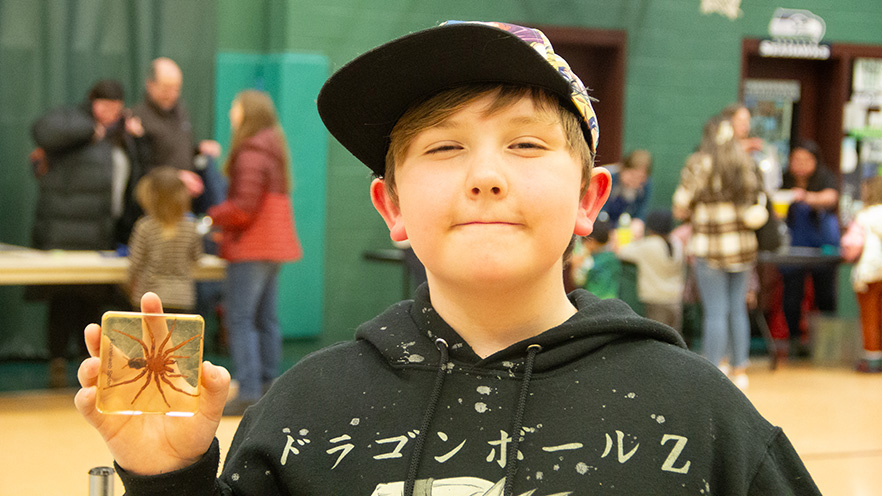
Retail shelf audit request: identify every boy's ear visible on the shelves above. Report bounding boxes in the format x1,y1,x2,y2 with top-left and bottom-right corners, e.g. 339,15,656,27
574,167,612,237
370,178,408,242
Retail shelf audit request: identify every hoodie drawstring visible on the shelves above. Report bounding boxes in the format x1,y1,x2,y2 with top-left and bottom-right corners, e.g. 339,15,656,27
504,343,542,496
403,340,541,496
405,338,449,496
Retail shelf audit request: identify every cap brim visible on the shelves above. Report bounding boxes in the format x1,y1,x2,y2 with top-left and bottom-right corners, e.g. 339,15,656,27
317,23,575,177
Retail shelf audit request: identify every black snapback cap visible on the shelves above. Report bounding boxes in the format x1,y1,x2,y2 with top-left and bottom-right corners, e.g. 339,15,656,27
316,21,599,177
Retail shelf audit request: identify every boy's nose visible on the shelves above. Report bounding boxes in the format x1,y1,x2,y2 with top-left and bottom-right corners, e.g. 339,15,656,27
466,153,507,198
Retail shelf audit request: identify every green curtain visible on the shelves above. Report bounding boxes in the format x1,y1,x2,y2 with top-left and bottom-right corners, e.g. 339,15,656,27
0,0,217,358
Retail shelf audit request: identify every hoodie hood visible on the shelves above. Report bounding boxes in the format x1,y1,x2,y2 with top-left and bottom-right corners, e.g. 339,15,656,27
355,283,686,374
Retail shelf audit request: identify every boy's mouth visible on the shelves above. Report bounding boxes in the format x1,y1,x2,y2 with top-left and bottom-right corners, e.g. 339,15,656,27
456,221,520,227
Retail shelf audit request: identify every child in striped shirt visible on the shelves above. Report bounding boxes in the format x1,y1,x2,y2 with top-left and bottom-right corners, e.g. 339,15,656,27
127,166,203,312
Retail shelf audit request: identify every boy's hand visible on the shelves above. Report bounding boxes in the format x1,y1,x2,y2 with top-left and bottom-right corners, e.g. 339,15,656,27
74,292,231,475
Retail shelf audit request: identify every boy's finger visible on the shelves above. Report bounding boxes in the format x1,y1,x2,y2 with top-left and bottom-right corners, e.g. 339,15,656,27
140,291,164,314
84,323,102,357
77,356,101,388
199,361,231,420
140,291,168,342
74,385,101,428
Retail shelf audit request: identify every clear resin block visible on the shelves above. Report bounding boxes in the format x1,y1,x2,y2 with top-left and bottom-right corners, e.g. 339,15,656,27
97,311,204,415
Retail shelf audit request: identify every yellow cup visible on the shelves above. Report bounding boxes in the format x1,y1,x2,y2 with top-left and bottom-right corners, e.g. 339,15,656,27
772,189,794,218
616,226,633,247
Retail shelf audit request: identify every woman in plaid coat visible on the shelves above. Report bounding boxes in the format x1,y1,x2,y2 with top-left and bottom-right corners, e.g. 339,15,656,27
673,114,764,390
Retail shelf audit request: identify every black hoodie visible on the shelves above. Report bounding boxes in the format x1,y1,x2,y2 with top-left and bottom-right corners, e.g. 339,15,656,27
118,286,820,495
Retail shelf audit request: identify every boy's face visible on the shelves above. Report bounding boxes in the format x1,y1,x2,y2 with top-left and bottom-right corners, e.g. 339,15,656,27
372,93,609,288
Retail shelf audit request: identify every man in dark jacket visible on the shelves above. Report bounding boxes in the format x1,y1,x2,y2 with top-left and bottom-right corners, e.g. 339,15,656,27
31,79,147,387
132,57,224,214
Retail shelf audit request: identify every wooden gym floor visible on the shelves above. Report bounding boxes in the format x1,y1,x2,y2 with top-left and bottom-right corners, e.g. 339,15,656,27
1,359,880,495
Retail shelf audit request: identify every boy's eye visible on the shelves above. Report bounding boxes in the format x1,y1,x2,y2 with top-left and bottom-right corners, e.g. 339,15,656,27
510,140,548,150
426,143,462,154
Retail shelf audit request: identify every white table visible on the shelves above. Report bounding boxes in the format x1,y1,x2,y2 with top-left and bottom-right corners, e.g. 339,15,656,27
0,244,225,285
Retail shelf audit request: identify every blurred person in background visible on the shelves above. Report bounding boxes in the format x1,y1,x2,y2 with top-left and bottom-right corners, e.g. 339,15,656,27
133,58,221,172
842,176,882,373
673,114,764,390
127,166,204,312
569,220,621,300
780,140,839,356
208,90,302,416
30,79,146,387
721,103,781,193
599,149,652,237
618,209,686,333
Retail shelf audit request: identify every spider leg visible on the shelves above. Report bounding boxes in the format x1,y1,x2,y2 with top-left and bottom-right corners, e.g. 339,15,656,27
112,329,149,356
105,368,147,389
163,368,190,381
153,370,172,407
154,318,178,356
159,337,199,388
163,361,192,382
161,333,200,357
160,373,200,398
130,369,154,405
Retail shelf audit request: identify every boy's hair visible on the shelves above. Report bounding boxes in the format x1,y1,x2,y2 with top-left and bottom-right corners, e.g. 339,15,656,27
317,21,599,178
136,166,191,229
383,83,594,204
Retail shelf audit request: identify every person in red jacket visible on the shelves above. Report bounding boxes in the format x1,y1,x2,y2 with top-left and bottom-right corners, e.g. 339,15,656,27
208,90,302,415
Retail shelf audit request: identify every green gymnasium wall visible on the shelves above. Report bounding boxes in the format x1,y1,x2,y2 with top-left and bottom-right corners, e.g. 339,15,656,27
217,0,882,349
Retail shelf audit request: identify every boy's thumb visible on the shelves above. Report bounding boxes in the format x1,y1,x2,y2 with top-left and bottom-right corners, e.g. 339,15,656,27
200,361,231,416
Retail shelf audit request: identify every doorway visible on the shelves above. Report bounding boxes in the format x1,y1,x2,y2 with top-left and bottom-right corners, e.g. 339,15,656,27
740,39,847,171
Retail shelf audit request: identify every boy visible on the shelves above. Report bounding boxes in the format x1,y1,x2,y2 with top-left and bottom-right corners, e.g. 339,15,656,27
75,21,819,494
617,209,686,333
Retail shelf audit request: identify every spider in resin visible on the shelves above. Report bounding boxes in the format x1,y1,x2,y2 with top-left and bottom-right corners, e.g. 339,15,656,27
106,318,200,407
